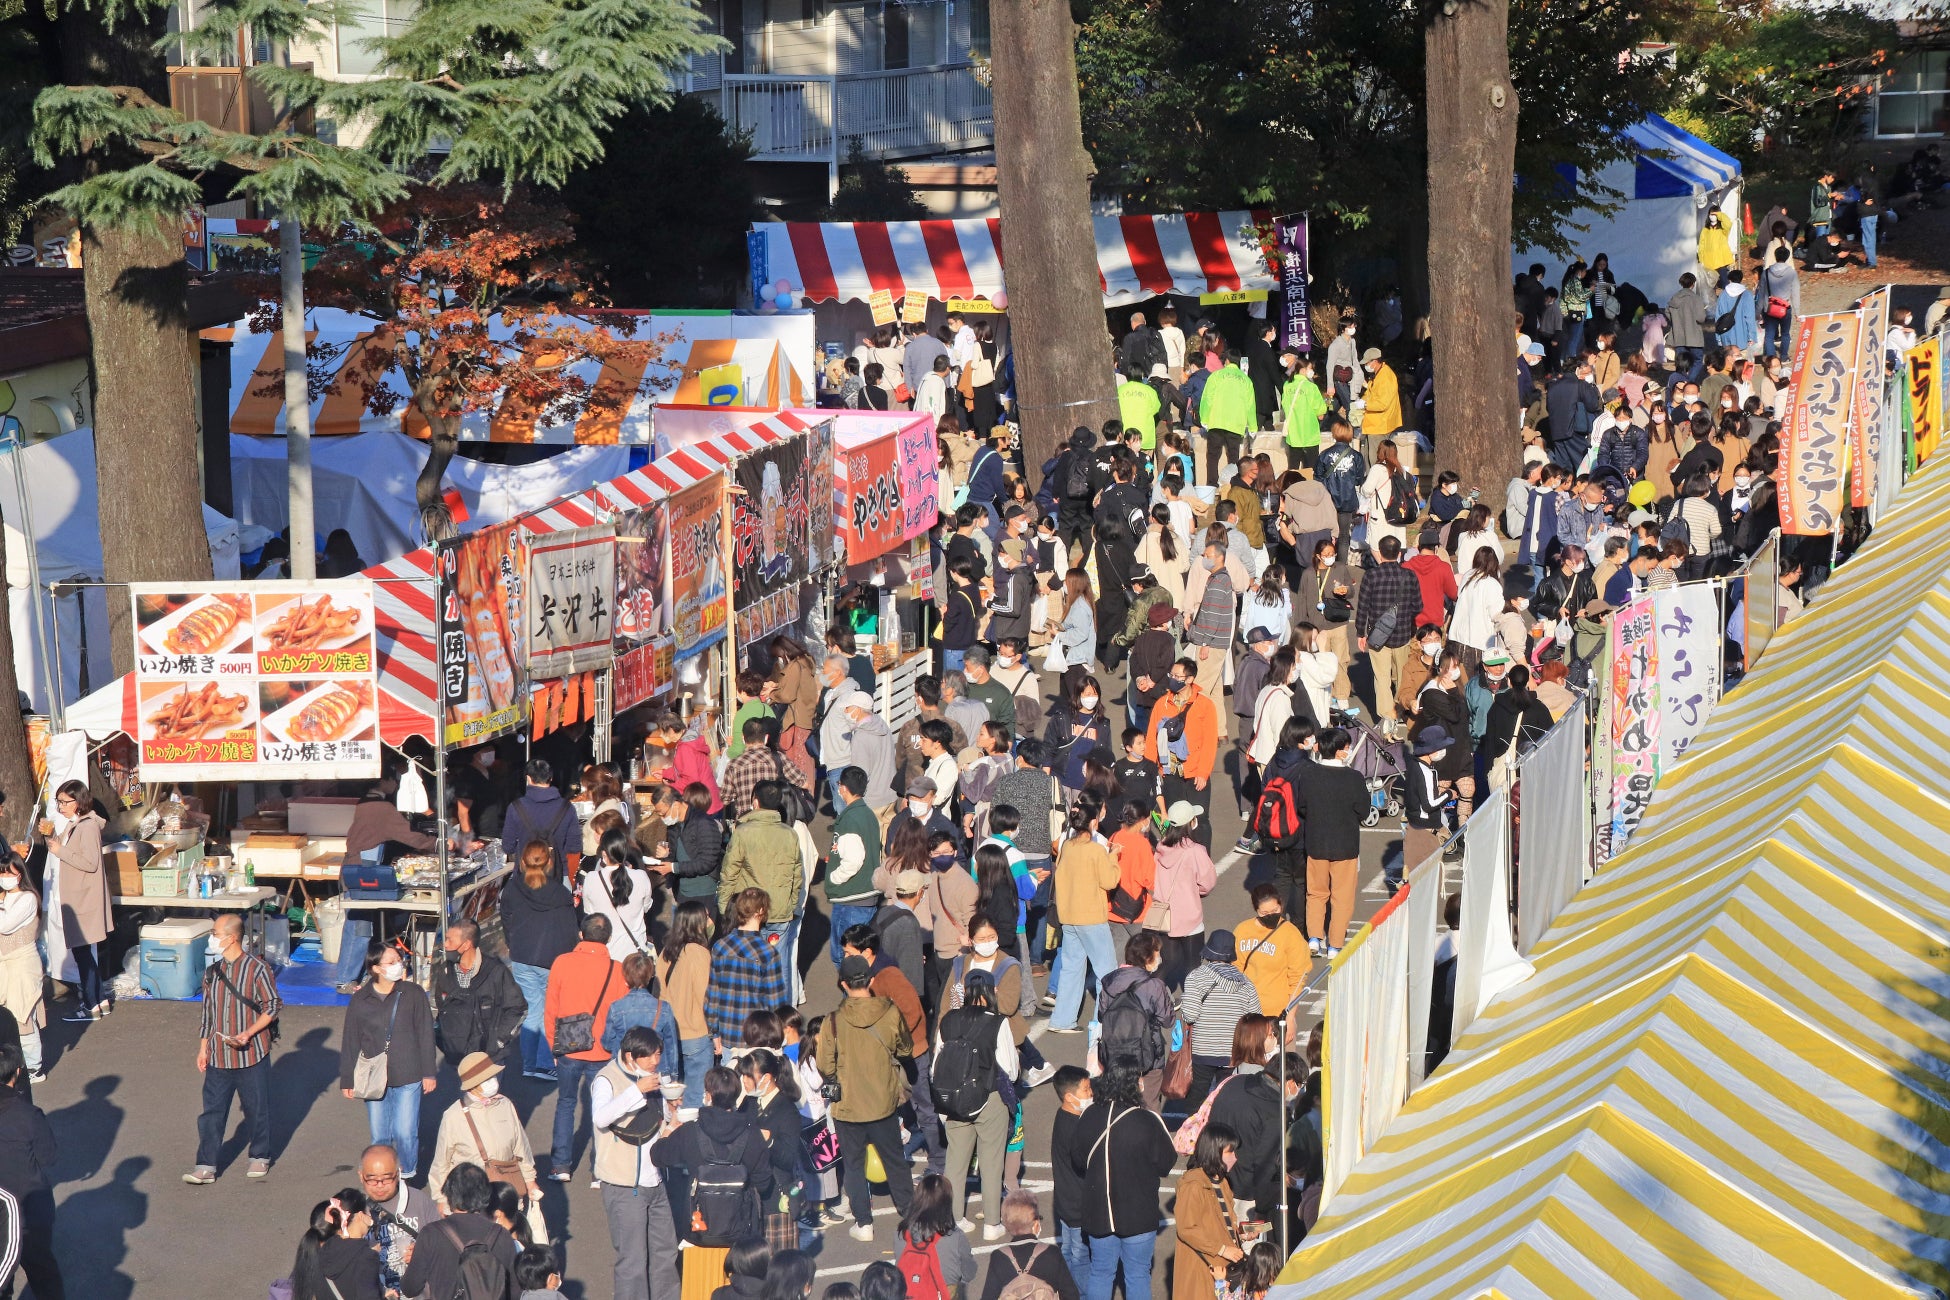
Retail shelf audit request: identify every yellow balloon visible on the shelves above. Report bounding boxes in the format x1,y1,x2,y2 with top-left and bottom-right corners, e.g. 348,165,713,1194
863,1144,887,1184
1627,480,1656,507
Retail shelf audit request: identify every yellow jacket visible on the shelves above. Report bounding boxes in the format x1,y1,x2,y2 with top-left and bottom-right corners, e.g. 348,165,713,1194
1234,914,1312,1014
1699,220,1734,272
1053,835,1121,927
1361,363,1401,435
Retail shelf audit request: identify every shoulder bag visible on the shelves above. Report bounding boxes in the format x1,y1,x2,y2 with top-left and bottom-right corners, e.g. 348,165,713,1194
1173,1075,1234,1156
552,961,615,1056
462,1102,531,1197
769,749,817,826
1160,1020,1194,1099
351,990,402,1100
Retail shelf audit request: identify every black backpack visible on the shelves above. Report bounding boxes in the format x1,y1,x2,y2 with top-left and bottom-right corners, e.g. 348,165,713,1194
768,750,817,826
930,1007,1000,1121
1065,452,1095,502
690,1131,760,1246
1097,977,1166,1074
1383,471,1419,526
440,1222,512,1300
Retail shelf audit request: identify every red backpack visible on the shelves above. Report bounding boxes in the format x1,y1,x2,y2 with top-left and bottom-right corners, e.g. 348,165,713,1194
1253,769,1304,847
896,1232,951,1300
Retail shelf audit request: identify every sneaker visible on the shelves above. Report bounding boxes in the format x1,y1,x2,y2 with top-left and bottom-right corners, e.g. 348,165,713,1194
1325,946,1342,959
182,1166,217,1185
247,1159,271,1179
1234,834,1258,854
590,1176,600,1190
957,1218,976,1235
526,1069,559,1083
26,1070,44,1085
1308,937,1325,958
1045,1024,1084,1035
60,1008,97,1023
983,1223,1009,1242
848,1223,875,1242
547,1170,573,1183
1038,993,1056,1010
1022,1063,1059,1089
820,1207,850,1227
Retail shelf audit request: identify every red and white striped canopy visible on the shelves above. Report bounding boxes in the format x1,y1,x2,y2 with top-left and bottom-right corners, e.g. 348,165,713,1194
756,211,1275,308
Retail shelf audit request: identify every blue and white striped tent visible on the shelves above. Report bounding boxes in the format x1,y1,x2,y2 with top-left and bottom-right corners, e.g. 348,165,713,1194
1513,114,1744,303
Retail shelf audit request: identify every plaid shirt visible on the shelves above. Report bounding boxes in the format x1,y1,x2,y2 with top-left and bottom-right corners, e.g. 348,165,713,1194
704,929,787,1041
1354,561,1422,648
200,951,280,1069
720,746,811,821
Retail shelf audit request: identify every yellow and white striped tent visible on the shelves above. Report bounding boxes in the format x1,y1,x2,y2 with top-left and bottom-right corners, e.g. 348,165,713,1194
1277,457,1950,1300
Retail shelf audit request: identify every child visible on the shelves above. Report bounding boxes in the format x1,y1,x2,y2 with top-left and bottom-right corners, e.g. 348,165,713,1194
727,670,776,761
1048,1065,1095,1295
514,1244,565,1300
1112,726,1160,824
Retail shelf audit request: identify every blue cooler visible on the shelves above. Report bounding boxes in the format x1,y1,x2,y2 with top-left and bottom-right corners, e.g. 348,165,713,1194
140,917,214,1000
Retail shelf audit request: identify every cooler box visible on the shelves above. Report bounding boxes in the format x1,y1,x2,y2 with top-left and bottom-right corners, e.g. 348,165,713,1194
140,917,213,1000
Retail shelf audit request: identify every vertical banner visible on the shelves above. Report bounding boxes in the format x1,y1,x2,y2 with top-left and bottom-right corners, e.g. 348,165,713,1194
611,498,673,714
896,418,940,541
1852,288,1889,508
1608,595,1660,852
667,474,728,659
746,230,768,310
804,417,838,572
1653,583,1722,769
1744,532,1780,673
1775,310,1860,536
1910,337,1942,466
525,524,616,678
437,523,527,747
1590,636,1615,868
1515,696,1590,955
132,581,381,779
732,433,811,610
1275,214,1313,354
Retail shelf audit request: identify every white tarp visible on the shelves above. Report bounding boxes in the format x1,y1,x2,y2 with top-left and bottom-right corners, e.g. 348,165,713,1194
1515,695,1589,956
1654,582,1723,768
228,432,631,570
1322,881,1417,1213
1451,790,1532,1044
0,431,239,714
1402,853,1443,1091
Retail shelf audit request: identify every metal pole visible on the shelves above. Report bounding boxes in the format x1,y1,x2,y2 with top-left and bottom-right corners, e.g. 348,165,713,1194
3,427,55,723
280,215,317,581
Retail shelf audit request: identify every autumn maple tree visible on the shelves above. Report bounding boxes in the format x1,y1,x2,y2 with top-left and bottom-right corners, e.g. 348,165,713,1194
291,184,664,540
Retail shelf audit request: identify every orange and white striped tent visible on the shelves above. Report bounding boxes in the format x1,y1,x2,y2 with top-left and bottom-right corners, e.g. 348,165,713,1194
211,307,815,444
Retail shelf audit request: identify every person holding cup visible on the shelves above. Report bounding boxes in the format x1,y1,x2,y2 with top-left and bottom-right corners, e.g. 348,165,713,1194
589,1025,683,1300
43,781,110,1022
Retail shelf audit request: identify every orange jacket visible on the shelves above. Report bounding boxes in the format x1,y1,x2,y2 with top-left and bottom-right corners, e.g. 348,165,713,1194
1145,685,1220,783
543,941,625,1061
1108,826,1158,924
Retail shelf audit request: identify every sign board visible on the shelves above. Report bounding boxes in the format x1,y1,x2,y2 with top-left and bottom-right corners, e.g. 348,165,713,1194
1276,213,1313,353
1198,290,1268,306
526,524,616,678
732,433,811,610
132,581,380,780
610,495,673,713
1851,288,1889,508
437,522,528,747
944,298,1002,314
1607,595,1660,852
901,290,928,324
613,638,675,713
1910,337,1941,466
1776,311,1859,536
804,417,838,571
868,288,896,327
667,474,728,659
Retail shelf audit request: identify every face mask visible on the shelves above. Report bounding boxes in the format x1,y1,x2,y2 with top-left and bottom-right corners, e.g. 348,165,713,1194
1422,643,1442,660
930,852,957,869
1079,694,1099,711
1735,477,1751,491
1258,910,1282,926
378,962,405,983
1514,599,1529,612
1427,749,1449,763
973,939,999,957
475,1077,500,1100
997,654,1016,667
0,876,16,892
207,936,226,955
1202,556,1218,571
1265,1042,1280,1063
1447,668,1462,683
1320,554,1335,566
1170,679,1191,694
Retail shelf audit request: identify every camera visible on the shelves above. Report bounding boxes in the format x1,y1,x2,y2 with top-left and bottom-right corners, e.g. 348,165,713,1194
820,1078,843,1104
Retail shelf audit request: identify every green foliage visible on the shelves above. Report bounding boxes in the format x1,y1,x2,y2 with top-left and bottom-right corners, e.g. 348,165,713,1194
820,143,928,222
555,95,757,308
1674,2,1905,167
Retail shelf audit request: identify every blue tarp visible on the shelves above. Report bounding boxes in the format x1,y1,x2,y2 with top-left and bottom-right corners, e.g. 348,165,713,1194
1625,114,1742,200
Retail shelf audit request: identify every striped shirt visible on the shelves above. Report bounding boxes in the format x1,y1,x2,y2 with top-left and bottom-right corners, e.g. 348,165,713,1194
200,951,281,1068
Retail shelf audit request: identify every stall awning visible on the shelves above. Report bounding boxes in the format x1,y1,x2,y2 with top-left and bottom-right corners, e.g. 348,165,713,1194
211,308,815,444
1624,113,1741,199
756,210,1275,308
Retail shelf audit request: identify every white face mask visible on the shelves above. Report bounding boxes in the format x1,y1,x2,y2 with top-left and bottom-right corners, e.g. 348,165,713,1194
1446,668,1462,683
997,654,1017,667
475,1077,500,1100
1422,642,1442,660
0,876,17,892
378,962,405,983
909,800,931,819
1427,749,1449,763
1079,694,1099,711
973,939,999,957
207,936,226,955
1735,476,1752,491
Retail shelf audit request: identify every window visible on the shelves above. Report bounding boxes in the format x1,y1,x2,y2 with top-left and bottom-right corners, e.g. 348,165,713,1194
336,0,413,76
800,0,826,28
1877,49,1948,137
883,0,908,70
968,0,989,59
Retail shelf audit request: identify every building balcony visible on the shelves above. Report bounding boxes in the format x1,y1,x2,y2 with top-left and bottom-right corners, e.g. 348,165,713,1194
718,63,993,164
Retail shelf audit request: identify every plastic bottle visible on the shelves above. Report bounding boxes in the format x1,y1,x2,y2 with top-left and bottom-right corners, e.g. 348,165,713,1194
244,858,256,887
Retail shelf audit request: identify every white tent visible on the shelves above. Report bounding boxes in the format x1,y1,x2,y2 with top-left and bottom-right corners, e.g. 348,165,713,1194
0,430,239,715
1512,114,1743,302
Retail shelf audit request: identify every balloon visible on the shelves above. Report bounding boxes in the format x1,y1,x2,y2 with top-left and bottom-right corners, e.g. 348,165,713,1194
758,285,776,303
757,300,778,314
779,291,798,310
991,291,1008,310
774,279,791,296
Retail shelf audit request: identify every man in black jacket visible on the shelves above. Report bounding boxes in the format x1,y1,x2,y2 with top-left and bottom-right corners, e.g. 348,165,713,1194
1293,727,1369,958
1045,1066,1094,1294
981,1190,1081,1300
0,1043,59,1300
433,919,527,1066
400,1164,520,1300
1400,725,1453,895
1066,1062,1175,1300
1093,455,1149,665
500,759,580,868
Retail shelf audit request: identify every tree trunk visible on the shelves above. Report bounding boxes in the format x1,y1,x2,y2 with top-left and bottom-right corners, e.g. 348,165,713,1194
416,408,461,542
0,520,39,842
986,0,1116,474
1426,0,1518,513
87,221,215,678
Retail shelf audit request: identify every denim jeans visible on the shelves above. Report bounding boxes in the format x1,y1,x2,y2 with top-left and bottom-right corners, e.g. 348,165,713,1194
776,916,802,1003
366,1082,424,1175
679,1036,714,1108
1861,214,1878,267
508,961,552,1073
829,903,879,965
551,1054,603,1171
1762,314,1791,359
1021,855,1053,966
1085,1230,1157,1300
334,918,375,986
1059,1222,1091,1295
196,1059,272,1167
1048,921,1119,1030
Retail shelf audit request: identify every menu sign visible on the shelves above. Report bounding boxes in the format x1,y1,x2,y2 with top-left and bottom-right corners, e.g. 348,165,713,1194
667,474,728,659
132,581,381,780
437,522,528,746
526,524,616,678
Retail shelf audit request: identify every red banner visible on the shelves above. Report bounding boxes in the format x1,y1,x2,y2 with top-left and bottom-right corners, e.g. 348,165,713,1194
1775,311,1860,537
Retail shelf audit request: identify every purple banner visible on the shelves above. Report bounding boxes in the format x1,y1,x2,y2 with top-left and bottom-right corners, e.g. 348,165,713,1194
1277,214,1313,353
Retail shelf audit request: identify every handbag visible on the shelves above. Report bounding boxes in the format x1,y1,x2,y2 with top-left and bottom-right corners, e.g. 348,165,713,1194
894,382,913,403
1160,1020,1194,1099
1045,776,1066,850
1766,295,1791,320
770,750,817,826
351,991,402,1101
804,1116,841,1171
463,1104,532,1198
551,961,614,1056
1140,855,1173,933
1173,1075,1233,1156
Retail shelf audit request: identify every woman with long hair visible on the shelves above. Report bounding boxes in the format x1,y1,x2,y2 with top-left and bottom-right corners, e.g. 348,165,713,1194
1448,544,1505,665
1246,648,1297,778
768,634,821,775
1240,564,1291,647
894,1172,978,1292
657,898,718,1106
583,826,654,960
1051,567,1096,674
1482,663,1555,790
1139,501,1189,611
1208,1025,1301,1223
499,840,579,1079
1149,803,1219,990
1450,504,1501,579
935,968,1018,1238
338,939,438,1178
1645,401,1679,500
1046,792,1121,1032
44,780,109,1021
1046,672,1111,797
1289,625,1338,730
288,1188,383,1300
1711,409,1751,495
0,852,46,1083
655,781,724,923
1172,1125,1247,1300
739,1048,809,1251
1413,648,1477,822
1675,469,1724,579
793,1014,846,1228
969,320,1001,434
1360,438,1414,552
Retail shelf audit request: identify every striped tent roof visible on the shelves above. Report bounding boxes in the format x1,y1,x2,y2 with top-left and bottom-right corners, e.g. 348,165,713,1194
754,210,1275,307
1277,458,1950,1300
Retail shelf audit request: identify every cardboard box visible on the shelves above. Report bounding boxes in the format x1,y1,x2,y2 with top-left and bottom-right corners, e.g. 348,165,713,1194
240,832,308,877
287,798,359,837
109,846,155,897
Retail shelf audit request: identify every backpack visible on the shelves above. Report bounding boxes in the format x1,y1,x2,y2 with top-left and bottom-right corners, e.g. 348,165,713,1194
1097,976,1167,1074
1383,471,1419,526
930,1007,999,1121
689,1131,760,1246
1252,768,1304,847
897,1233,952,1300
1659,507,1691,549
439,1222,512,1300
1065,451,1095,502
995,1244,1060,1300
768,750,817,826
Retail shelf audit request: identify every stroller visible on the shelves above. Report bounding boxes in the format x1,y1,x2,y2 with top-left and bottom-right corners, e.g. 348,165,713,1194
1331,704,1407,827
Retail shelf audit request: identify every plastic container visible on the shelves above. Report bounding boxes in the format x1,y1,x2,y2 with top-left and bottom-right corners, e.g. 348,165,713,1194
315,895,347,965
139,916,214,1000
260,914,292,967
